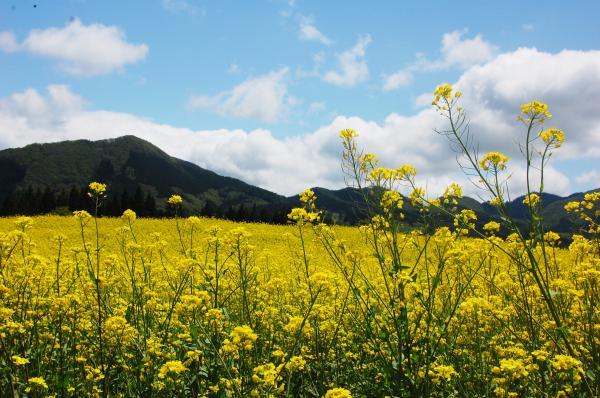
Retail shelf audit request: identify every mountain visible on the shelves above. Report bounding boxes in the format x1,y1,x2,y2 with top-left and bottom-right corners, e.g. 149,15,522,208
307,186,597,235
0,135,595,234
0,135,289,219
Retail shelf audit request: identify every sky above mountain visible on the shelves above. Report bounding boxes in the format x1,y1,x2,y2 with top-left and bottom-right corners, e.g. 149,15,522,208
1,0,599,197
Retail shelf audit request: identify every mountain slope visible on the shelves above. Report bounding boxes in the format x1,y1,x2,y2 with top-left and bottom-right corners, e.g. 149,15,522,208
0,135,287,213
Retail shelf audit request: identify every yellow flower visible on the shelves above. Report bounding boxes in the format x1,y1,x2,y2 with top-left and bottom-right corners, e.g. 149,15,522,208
520,100,552,122
543,231,561,245
443,183,463,200
104,316,137,346
380,190,404,211
539,128,565,147
222,325,259,355
494,358,529,380
28,377,48,389
396,164,417,179
158,360,188,379
432,84,463,111
428,364,458,383
433,83,453,102
88,181,107,196
287,208,320,224
167,194,183,206
287,356,306,372
454,209,477,234
483,221,501,234
121,209,137,221
187,216,201,226
229,325,258,350
532,350,549,361
12,355,29,366
564,201,581,212
324,387,352,398
409,187,425,206
490,196,504,207
479,152,509,171
359,153,378,171
252,363,280,388
299,189,317,205
522,193,541,208
73,210,92,221
368,167,396,182
339,129,358,141
550,355,581,372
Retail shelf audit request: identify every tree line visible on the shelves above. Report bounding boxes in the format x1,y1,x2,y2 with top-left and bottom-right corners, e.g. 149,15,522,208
0,185,292,224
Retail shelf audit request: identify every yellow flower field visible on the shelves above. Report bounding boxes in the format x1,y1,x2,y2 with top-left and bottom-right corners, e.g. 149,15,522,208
1,206,598,397
0,86,598,397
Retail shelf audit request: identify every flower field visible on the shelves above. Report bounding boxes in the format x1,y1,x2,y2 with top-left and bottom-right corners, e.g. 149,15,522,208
0,87,598,397
1,199,598,397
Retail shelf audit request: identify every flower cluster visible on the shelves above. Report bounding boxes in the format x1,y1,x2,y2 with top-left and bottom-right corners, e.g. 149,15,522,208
479,151,509,171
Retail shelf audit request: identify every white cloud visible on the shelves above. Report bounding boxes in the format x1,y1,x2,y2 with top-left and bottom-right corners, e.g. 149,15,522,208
279,0,297,18
308,101,326,113
415,92,433,107
296,51,326,79
383,30,496,91
453,48,600,160
2,48,600,197
0,31,19,52
228,63,242,74
3,19,148,76
576,170,600,186
439,30,497,69
383,70,413,91
162,0,205,16
323,35,371,87
189,68,291,123
298,16,332,45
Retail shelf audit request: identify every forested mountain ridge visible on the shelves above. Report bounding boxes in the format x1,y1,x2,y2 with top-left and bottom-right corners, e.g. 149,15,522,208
0,135,594,234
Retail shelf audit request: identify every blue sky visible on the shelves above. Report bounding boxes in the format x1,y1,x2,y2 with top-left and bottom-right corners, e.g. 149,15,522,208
1,0,600,196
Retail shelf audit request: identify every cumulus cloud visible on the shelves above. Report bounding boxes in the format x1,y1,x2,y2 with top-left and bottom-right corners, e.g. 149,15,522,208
1,48,600,197
298,16,332,45
383,30,496,91
1,19,148,76
189,68,292,123
437,30,497,69
323,35,371,87
0,31,19,52
453,48,600,160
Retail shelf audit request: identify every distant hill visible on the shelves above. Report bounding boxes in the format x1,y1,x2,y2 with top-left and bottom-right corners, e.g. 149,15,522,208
0,135,595,234
302,185,597,234
0,135,290,221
